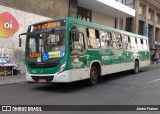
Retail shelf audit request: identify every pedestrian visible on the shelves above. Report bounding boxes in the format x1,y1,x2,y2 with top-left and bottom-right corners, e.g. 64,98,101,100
152,50,160,65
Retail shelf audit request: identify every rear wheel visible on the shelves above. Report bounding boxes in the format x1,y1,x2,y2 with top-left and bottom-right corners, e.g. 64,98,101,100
133,61,139,74
89,66,98,85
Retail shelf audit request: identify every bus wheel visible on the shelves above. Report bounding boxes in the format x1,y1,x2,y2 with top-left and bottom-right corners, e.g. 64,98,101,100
133,61,139,74
89,66,98,85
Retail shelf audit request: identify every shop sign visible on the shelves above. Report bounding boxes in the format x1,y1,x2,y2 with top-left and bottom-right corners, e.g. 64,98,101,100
0,12,19,38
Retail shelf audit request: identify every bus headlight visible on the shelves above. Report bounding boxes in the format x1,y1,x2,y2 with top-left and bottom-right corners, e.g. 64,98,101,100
57,62,67,74
26,69,30,74
25,65,30,74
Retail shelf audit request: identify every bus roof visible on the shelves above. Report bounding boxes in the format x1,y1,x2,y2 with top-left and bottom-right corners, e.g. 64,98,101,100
66,17,148,40
29,17,148,40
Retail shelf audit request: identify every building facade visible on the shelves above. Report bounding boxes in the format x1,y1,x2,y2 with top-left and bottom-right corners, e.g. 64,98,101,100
0,0,135,72
0,0,135,29
133,0,160,55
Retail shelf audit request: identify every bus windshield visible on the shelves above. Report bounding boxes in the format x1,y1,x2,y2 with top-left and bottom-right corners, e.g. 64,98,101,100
26,29,65,63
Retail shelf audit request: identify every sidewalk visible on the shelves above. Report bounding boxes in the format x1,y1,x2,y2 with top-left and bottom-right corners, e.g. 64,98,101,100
0,73,26,86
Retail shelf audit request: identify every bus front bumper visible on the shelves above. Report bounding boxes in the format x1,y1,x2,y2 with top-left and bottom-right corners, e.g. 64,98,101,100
26,71,71,83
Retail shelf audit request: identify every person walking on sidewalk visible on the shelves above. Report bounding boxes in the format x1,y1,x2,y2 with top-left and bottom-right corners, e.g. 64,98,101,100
152,50,160,65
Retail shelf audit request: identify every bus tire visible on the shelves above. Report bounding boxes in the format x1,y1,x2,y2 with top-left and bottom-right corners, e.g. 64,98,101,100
133,60,139,74
88,66,98,85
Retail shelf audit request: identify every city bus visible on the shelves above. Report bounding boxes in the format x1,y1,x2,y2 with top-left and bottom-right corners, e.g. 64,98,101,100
19,17,150,85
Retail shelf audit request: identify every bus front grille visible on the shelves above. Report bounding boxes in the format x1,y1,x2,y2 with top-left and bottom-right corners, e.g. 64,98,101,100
31,76,54,81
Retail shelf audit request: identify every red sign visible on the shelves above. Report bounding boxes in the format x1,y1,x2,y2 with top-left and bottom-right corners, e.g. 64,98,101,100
0,12,19,38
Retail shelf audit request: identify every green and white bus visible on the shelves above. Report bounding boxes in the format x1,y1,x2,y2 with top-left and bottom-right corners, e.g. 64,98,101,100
19,17,150,85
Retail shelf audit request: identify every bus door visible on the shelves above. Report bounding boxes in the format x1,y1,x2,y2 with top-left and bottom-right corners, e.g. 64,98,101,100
69,24,89,80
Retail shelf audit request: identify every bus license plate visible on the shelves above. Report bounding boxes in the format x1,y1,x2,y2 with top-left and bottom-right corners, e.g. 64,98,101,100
38,79,46,83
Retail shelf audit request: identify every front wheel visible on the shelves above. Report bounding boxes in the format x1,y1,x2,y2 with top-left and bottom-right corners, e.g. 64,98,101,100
88,66,98,85
133,61,139,74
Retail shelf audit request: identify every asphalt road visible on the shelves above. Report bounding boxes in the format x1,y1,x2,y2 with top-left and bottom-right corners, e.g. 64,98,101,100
0,65,160,114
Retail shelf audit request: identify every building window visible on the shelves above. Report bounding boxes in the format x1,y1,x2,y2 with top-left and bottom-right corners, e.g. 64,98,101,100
77,6,92,22
149,9,154,21
126,17,133,32
138,20,145,35
116,0,134,8
156,13,160,24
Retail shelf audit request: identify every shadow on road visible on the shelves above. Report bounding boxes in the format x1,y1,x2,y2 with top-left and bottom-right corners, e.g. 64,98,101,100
32,80,92,93
99,69,146,84
32,66,155,93
99,65,160,83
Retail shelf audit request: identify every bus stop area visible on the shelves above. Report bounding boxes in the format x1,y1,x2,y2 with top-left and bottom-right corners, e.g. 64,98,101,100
0,63,17,76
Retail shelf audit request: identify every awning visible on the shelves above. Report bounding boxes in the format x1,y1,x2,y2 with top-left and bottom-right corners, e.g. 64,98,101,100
78,0,135,18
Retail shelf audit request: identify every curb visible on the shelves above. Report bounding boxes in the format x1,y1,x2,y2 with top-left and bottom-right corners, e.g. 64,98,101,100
148,64,160,67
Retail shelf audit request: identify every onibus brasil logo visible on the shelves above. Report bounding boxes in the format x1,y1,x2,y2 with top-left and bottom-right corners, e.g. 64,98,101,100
0,12,19,38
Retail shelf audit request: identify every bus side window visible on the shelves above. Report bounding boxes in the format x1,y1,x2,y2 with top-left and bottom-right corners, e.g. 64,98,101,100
95,30,101,48
87,28,100,49
117,34,122,42
112,33,117,49
135,38,137,44
141,39,143,45
100,31,117,49
127,36,131,50
137,38,142,50
128,36,131,43
108,32,112,40
116,34,122,49
130,37,137,50
140,39,143,50
70,32,85,60
99,31,105,49
143,39,147,50
72,32,85,51
146,40,148,45
122,34,128,50
107,32,112,49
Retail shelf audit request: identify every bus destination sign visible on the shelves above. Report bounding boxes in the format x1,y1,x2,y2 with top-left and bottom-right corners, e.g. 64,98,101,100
32,21,61,32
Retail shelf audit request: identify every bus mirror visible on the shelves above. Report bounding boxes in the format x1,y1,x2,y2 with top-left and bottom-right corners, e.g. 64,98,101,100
51,29,55,34
19,38,22,47
19,33,27,47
